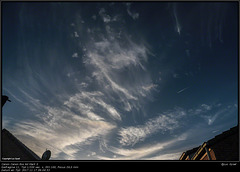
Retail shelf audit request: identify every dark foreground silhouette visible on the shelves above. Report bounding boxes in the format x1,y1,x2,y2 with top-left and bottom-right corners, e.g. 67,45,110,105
2,95,11,107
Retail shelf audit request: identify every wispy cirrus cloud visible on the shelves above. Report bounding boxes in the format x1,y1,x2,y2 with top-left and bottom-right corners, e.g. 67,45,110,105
97,133,187,160
2,3,238,161
188,103,213,116
118,107,186,146
145,152,182,160
98,8,120,23
172,3,181,35
201,104,237,125
188,103,237,126
126,3,139,20
4,86,117,159
64,91,121,121
118,102,238,148
81,21,156,113
10,97,116,159
3,9,157,160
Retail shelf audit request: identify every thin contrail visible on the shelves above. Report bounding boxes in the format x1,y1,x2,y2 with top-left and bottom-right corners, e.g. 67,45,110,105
177,87,189,94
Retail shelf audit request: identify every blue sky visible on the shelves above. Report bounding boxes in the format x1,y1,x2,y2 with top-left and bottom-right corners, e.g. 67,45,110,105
2,2,238,160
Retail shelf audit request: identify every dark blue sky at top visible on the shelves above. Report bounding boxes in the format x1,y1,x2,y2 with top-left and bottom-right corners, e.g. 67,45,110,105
2,2,238,160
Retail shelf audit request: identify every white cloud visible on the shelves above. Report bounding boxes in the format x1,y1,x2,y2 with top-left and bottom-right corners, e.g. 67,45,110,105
97,143,166,160
87,151,96,157
98,8,119,23
17,88,44,112
79,82,88,88
2,119,10,129
5,87,116,159
74,31,79,38
3,88,30,108
11,104,116,159
118,107,186,146
173,4,181,35
4,9,160,160
145,152,182,160
82,25,154,113
188,103,212,116
72,53,78,58
64,91,121,121
201,104,212,111
99,8,109,22
97,99,121,121
188,103,238,126
97,134,187,160
126,3,139,20
99,138,109,153
202,107,226,125
142,84,158,92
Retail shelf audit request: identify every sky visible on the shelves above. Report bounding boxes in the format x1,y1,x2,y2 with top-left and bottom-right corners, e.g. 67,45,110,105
1,2,238,160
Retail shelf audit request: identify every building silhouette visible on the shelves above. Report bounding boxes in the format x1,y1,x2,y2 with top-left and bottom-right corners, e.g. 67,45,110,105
2,128,41,160
1,95,49,160
179,125,239,160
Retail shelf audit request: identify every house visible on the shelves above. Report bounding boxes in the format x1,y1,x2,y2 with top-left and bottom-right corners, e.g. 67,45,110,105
179,146,200,160
179,125,239,160
1,128,41,160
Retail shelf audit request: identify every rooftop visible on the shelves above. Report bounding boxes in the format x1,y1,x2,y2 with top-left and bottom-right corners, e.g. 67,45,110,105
179,125,239,160
2,128,41,160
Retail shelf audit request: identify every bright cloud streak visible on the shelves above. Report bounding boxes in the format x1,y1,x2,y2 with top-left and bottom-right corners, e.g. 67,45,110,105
11,100,116,159
2,2,237,160
3,6,156,159
173,3,181,35
118,107,186,146
97,133,187,160
81,20,155,114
